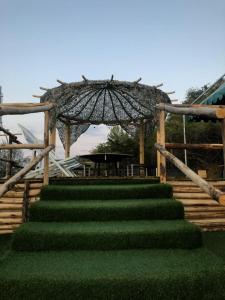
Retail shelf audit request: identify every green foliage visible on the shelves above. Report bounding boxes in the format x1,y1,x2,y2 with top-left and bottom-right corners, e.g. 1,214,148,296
92,125,139,160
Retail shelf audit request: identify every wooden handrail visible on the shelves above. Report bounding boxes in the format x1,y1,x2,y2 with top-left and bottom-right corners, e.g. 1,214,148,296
156,103,225,119
0,144,45,150
155,143,225,205
0,102,55,116
165,143,223,150
0,144,54,198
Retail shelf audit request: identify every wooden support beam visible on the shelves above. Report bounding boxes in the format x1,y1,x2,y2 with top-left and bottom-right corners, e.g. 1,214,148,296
0,126,21,144
139,121,145,176
156,103,225,119
0,145,54,198
155,143,225,204
156,110,166,182
221,119,225,178
49,126,56,147
65,123,71,158
139,121,145,165
0,144,45,150
43,112,50,185
0,102,54,116
165,143,223,150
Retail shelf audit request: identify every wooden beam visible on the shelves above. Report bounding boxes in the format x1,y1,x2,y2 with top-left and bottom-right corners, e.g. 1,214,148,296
49,126,56,147
0,126,21,144
155,143,225,204
65,123,71,158
0,145,54,198
156,103,225,119
139,121,145,165
221,119,225,178
0,144,45,150
158,110,166,182
43,112,50,185
165,143,223,150
139,121,145,176
0,102,55,116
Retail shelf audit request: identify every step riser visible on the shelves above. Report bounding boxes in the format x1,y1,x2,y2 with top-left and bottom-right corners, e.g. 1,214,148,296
12,230,202,251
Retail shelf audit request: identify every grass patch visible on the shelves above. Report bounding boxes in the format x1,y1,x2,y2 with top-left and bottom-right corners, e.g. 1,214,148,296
12,220,202,251
30,198,184,222
49,177,160,185
0,248,224,300
40,183,173,201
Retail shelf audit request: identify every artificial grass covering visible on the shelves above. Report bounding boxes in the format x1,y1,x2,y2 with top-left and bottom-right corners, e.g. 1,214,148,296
1,181,225,299
50,177,160,185
12,220,202,251
29,198,184,222
0,249,225,300
40,183,173,201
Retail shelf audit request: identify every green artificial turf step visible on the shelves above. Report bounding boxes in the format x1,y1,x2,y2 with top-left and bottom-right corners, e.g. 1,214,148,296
12,220,202,251
29,198,184,222
50,177,160,185
0,248,224,300
40,183,173,201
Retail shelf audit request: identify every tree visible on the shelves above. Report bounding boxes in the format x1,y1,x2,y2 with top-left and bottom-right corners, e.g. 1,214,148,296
92,126,139,161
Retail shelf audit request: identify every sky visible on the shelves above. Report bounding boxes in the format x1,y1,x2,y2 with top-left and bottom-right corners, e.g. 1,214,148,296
0,0,225,158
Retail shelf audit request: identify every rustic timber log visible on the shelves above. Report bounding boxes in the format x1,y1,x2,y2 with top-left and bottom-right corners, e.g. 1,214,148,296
65,123,71,158
0,145,54,199
0,126,21,144
22,181,30,222
156,110,166,182
0,102,55,116
0,144,45,150
165,143,223,150
221,119,225,178
156,103,225,119
43,112,50,185
155,143,225,205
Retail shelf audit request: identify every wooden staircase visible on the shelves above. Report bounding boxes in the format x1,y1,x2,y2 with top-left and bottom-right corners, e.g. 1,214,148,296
0,180,42,234
169,180,225,231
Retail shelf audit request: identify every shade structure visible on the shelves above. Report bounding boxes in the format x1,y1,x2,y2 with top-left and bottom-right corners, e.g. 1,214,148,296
56,119,90,148
40,78,171,146
40,79,171,125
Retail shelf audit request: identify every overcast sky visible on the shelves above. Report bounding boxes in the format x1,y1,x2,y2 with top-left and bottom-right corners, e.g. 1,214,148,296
0,0,225,158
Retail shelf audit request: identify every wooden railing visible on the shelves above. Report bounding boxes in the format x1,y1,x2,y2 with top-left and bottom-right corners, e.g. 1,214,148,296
155,143,225,205
0,102,55,199
155,103,225,205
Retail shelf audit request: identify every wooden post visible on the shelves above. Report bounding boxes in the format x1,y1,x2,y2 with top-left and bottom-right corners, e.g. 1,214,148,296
49,126,56,147
157,110,166,182
65,123,71,158
139,121,145,176
43,111,50,185
221,119,225,178
5,136,13,178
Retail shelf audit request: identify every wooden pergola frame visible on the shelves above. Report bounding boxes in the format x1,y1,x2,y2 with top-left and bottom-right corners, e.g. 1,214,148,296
155,103,225,204
0,102,55,198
